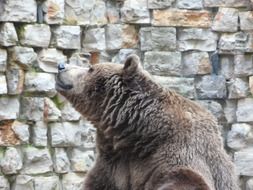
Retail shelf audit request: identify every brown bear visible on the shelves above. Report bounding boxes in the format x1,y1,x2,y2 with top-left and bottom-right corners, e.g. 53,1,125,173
56,55,239,190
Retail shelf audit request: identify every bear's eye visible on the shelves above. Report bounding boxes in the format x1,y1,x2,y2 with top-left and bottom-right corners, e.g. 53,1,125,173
88,66,94,73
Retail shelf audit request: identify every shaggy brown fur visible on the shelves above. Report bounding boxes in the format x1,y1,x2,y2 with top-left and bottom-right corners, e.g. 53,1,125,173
56,55,239,190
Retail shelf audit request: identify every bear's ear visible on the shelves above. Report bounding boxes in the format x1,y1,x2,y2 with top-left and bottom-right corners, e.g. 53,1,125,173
123,54,142,74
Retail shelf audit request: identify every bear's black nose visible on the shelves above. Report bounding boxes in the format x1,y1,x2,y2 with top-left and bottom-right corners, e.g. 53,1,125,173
58,63,65,71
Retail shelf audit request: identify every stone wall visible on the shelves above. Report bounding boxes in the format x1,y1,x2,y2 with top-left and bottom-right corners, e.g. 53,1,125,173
0,0,253,189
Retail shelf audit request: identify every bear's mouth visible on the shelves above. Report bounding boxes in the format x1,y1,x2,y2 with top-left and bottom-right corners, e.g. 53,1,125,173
55,75,73,91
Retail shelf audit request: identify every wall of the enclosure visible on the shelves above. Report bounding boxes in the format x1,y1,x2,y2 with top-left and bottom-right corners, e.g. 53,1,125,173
0,0,253,189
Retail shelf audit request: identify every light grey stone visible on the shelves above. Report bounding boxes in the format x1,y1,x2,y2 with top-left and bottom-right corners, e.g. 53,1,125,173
234,54,253,76
90,0,107,26
70,149,95,172
177,0,203,9
0,75,7,95
148,0,175,9
6,68,25,95
62,173,85,190
53,148,70,173
196,75,227,99
13,175,34,190
240,11,253,31
197,100,224,121
20,24,51,48
144,51,182,76
0,23,18,46
212,8,238,32
178,28,218,51
61,102,81,121
237,98,253,122
53,26,81,49
219,55,234,79
0,49,7,72
0,147,22,174
44,98,61,122
43,0,65,24
0,176,9,190
82,28,106,52
106,0,120,24
37,48,67,73
20,97,44,121
0,0,37,22
224,100,237,124
204,0,250,7
68,52,90,67
50,122,82,147
246,178,253,190
227,78,249,99
9,46,37,69
32,121,47,147
227,123,253,150
182,51,211,76
112,49,141,64
80,120,96,149
152,76,195,99
24,72,56,97
34,176,61,190
140,27,176,51
22,147,53,174
121,0,150,24
234,149,253,176
0,97,20,120
11,121,29,144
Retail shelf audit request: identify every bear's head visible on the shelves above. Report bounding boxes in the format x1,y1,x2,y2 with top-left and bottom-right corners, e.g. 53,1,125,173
56,55,162,126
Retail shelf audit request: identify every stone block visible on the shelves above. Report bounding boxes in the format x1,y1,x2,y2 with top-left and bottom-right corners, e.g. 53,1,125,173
0,97,20,120
212,8,238,32
79,120,96,149
106,1,120,24
0,0,37,22
34,176,61,190
43,0,65,24
0,121,20,146
196,75,227,99
82,28,106,52
20,24,51,48
106,24,138,50
250,76,253,96
0,75,7,95
68,52,90,67
112,49,141,64
227,78,249,99
178,28,218,51
219,55,234,79
152,76,195,99
9,46,37,69
144,51,182,76
246,178,253,190
70,149,95,172
24,72,56,97
234,149,253,176
227,123,253,150
52,26,81,49
204,0,250,7
53,148,70,173
153,9,212,28
0,176,9,190
182,51,211,76
20,97,44,121
0,49,7,72
140,27,176,51
6,68,25,95
121,0,150,24
62,173,85,190
32,121,47,147
234,54,253,76
148,0,175,9
61,102,81,121
22,147,53,174
240,11,253,31
13,175,34,190
50,122,82,147
177,0,203,9
11,121,29,144
237,98,253,122
197,100,225,121
0,23,18,47
0,147,22,174
44,98,61,122
224,100,237,123
37,48,67,73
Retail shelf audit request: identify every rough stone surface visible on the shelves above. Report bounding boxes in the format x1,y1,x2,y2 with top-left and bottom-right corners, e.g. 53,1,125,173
250,76,253,96
0,121,20,146
234,149,253,176
44,98,61,122
177,0,203,9
6,68,25,95
144,51,182,76
148,0,175,9
224,100,237,124
32,121,47,147
0,49,7,72
204,0,250,7
152,76,195,99
34,176,61,190
246,179,253,190
20,97,44,121
82,28,106,52
106,24,138,50
0,97,20,120
227,78,249,99
0,176,9,190
79,120,96,149
22,147,53,174
13,175,34,190
182,51,211,76
234,54,253,76
0,75,7,95
112,49,141,64
20,24,51,48
219,55,234,79
70,149,95,172
68,52,90,67
178,28,218,51
61,102,81,121
11,121,29,144
196,75,227,99
240,11,253,31
153,10,212,28
53,148,70,173
62,173,85,190
106,1,120,24
140,27,176,51
52,26,81,49
237,98,253,122
212,8,238,32
43,0,65,24
0,23,18,47
0,0,37,22
227,123,253,150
